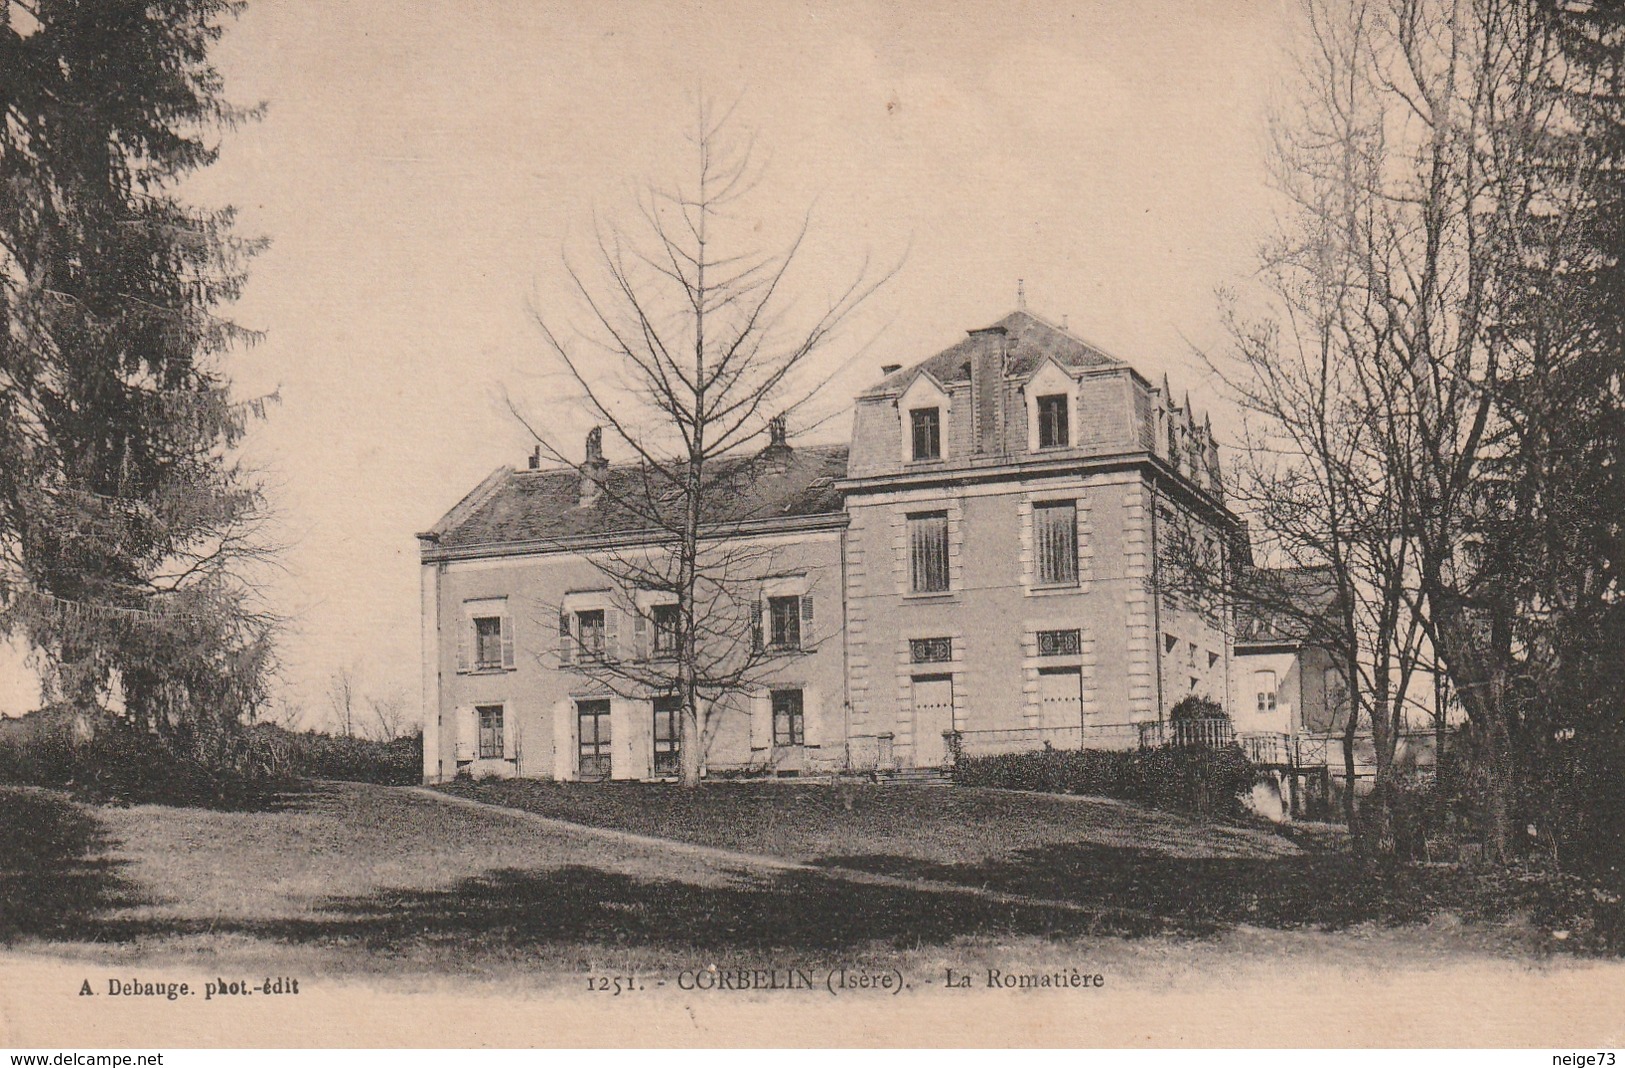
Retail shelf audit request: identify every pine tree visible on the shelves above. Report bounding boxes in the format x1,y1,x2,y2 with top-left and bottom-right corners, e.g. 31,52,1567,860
1504,0,1625,872
0,0,275,752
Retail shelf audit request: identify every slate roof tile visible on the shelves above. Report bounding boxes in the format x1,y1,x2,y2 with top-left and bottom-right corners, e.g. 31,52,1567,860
429,443,849,551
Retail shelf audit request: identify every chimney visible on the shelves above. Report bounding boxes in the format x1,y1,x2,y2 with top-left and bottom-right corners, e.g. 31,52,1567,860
580,426,607,506
881,363,901,376
768,413,788,448
527,445,541,470
967,324,1008,455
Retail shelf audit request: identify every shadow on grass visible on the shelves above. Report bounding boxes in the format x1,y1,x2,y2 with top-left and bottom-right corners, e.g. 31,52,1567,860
814,845,1452,931
76,862,1177,958
816,840,1625,953
0,788,147,942
8,782,1613,961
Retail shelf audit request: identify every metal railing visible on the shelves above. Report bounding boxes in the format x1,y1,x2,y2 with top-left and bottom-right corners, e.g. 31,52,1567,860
951,719,1241,758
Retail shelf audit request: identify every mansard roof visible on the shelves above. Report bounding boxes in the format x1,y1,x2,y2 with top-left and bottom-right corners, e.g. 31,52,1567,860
422,443,849,555
860,309,1124,398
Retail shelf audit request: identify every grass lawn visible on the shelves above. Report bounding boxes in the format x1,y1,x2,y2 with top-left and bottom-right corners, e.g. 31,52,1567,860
2,778,1619,992
439,778,1301,865
444,778,1625,951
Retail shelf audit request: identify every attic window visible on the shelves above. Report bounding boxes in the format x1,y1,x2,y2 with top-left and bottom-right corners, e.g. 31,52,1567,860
1037,394,1070,448
910,407,941,461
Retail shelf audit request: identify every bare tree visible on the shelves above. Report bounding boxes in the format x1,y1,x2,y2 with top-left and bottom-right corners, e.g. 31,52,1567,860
514,100,893,785
367,688,412,743
1210,0,1590,858
325,666,357,739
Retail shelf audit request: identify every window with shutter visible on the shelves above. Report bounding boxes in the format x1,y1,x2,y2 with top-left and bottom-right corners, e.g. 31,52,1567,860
575,609,606,660
473,616,503,669
768,595,801,650
771,689,804,746
652,696,681,777
652,603,680,658
908,511,950,593
476,705,504,759
1034,501,1078,585
577,699,612,781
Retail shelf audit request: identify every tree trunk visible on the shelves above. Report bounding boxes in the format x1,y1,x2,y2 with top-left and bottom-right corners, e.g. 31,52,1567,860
1482,711,1517,863
1341,706,1359,828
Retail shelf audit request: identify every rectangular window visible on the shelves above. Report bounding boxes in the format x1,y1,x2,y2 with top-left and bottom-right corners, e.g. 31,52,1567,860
476,705,504,759
1034,501,1079,585
1037,394,1070,448
651,603,680,659
1037,629,1081,657
473,616,503,669
1325,667,1347,714
771,689,804,747
575,609,606,659
1255,670,1278,716
577,699,612,781
910,407,941,461
908,511,950,593
768,595,802,650
910,636,952,663
652,696,680,777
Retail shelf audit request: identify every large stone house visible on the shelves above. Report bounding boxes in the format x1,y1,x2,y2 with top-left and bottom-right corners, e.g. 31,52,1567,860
418,310,1240,783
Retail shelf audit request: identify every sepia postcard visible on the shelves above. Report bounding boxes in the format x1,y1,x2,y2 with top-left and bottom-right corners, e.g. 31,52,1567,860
2,0,1623,1051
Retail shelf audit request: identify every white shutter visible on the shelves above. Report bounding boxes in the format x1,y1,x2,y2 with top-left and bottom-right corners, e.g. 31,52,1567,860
605,609,620,661
456,619,471,674
552,699,573,781
454,706,476,761
632,612,649,660
803,686,822,750
558,611,573,666
800,595,814,648
500,613,516,670
502,705,517,760
750,691,771,752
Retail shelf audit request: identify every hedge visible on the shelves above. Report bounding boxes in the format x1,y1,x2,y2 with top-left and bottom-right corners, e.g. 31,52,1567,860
954,743,1259,819
0,716,421,808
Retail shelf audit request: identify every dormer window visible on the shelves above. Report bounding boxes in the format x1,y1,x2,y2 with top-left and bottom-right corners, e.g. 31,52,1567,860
910,407,941,461
1037,394,1070,448
1022,360,1076,454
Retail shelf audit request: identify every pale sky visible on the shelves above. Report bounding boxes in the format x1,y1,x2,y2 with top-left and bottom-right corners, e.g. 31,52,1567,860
0,0,1295,728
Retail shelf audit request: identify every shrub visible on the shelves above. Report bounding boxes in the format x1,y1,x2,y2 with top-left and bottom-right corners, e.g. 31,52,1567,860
954,743,1259,819
0,718,286,809
0,712,422,808
241,724,422,786
1169,694,1228,722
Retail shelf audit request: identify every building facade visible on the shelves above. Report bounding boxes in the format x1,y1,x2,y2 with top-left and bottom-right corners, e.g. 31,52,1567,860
418,310,1241,783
